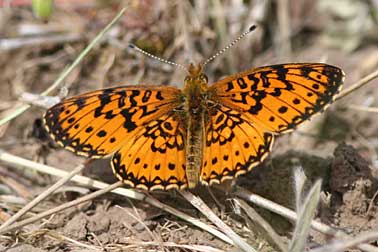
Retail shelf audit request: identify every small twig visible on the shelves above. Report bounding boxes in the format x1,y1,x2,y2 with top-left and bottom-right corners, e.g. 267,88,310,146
0,34,81,51
207,187,224,212
366,189,378,217
29,229,101,251
335,68,378,101
347,104,378,113
179,190,256,252
61,232,102,251
0,164,85,231
116,205,159,242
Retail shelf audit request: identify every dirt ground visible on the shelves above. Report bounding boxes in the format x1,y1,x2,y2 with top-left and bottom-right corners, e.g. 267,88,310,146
0,1,378,251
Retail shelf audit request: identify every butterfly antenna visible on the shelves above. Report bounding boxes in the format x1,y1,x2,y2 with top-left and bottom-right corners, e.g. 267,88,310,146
128,44,187,72
202,25,257,68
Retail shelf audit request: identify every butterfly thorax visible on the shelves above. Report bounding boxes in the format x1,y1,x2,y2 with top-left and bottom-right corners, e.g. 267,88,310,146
183,63,209,188
184,63,208,92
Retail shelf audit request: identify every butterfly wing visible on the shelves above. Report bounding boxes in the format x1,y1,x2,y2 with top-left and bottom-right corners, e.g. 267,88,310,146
208,63,344,133
112,113,187,190
44,86,182,157
201,104,273,185
201,63,344,185
44,86,188,190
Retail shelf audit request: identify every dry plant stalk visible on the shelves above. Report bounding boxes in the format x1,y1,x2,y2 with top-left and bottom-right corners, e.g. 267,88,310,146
179,190,256,252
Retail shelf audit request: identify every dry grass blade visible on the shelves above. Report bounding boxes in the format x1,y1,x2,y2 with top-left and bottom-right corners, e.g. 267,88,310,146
233,186,378,252
0,181,123,235
144,194,234,245
0,150,146,201
335,68,378,101
310,231,378,252
0,164,85,230
235,199,287,252
179,190,256,252
277,0,292,59
347,104,378,113
293,166,306,212
116,205,162,250
0,175,30,198
26,229,101,251
310,232,378,252
0,150,234,245
0,7,127,127
289,180,322,252
106,241,226,252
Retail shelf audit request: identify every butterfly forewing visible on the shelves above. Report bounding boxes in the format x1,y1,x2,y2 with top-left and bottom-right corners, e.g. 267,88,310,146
209,63,344,134
44,86,183,158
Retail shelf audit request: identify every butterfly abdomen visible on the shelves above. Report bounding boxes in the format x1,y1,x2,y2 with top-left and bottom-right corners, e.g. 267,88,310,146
185,114,204,188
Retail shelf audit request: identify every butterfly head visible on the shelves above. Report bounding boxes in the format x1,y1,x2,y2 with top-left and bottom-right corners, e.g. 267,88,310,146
185,63,209,91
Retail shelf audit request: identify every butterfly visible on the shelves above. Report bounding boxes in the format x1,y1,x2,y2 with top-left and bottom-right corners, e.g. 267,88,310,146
43,60,344,191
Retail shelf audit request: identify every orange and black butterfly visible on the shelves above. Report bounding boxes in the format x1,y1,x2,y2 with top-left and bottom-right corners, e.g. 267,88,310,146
43,27,344,191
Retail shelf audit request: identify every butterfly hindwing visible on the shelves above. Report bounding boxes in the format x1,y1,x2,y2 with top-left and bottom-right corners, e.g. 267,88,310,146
209,63,344,133
44,86,182,158
111,114,187,190
200,104,274,185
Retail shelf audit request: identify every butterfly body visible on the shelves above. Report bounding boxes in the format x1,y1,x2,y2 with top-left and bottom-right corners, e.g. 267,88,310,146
44,63,344,191
182,63,210,188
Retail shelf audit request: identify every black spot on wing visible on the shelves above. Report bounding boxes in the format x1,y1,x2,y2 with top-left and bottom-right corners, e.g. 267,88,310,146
120,109,138,132
237,78,247,89
142,90,152,102
226,82,234,92
74,98,86,109
97,130,107,137
155,91,164,100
